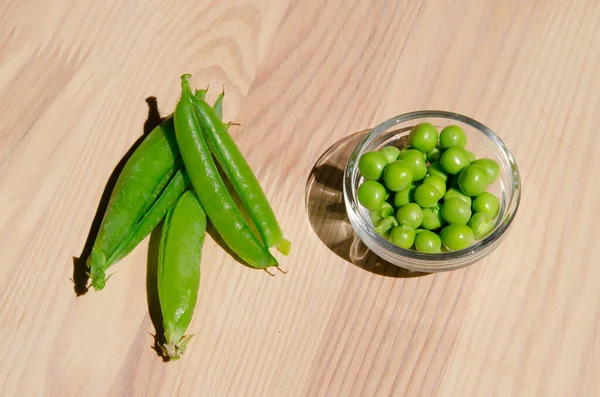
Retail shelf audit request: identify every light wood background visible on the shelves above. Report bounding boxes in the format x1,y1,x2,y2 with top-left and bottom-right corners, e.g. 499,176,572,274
1,0,599,396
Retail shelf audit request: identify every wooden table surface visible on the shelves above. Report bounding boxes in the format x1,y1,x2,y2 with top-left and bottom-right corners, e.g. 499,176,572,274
1,0,600,396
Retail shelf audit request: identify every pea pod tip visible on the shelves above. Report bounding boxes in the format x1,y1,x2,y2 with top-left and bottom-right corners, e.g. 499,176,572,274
276,238,292,256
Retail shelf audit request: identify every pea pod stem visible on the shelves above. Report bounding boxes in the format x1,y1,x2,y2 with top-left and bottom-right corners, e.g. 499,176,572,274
192,93,290,255
174,74,277,269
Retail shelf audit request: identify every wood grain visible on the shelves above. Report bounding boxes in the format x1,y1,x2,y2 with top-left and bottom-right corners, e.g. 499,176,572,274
1,0,599,396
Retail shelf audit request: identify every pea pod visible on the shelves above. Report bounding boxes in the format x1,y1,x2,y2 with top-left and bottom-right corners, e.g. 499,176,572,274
193,94,290,255
87,118,183,290
158,190,206,360
174,74,277,269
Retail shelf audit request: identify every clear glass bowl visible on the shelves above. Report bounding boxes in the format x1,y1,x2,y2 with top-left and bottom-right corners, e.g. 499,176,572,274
343,111,521,272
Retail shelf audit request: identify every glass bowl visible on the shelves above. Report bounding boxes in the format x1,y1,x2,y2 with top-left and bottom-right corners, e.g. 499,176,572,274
343,111,521,272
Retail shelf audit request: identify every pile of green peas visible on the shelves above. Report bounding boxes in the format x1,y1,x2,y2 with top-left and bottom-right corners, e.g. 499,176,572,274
357,122,501,253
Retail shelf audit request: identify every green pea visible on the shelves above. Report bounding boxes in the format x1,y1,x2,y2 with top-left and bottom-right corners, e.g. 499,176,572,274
465,150,476,163
414,230,442,253
383,160,414,192
472,192,500,218
440,224,475,251
414,184,440,208
468,212,495,239
393,185,416,207
427,162,449,182
374,215,399,239
439,125,467,149
423,175,446,198
421,203,444,230
378,146,401,164
359,151,388,180
358,180,387,210
370,202,395,224
396,203,424,229
458,165,489,196
408,122,438,153
390,225,416,249
440,146,470,175
441,197,472,224
427,145,443,163
444,187,472,206
471,158,500,184
400,149,427,181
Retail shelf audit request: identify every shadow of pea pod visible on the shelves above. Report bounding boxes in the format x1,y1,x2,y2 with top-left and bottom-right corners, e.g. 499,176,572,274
305,129,427,278
72,97,165,296
146,221,171,361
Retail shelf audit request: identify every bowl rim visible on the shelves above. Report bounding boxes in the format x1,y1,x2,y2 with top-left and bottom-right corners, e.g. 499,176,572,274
343,110,522,265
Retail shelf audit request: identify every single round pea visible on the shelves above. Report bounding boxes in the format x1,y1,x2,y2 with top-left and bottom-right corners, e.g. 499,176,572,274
394,185,416,207
440,224,474,251
465,150,476,163
408,122,438,153
458,165,489,196
358,180,386,210
426,145,443,163
414,230,442,253
379,146,401,164
441,197,472,224
440,146,470,175
383,160,413,192
370,202,395,224
359,151,388,180
468,212,495,239
414,184,440,208
444,187,472,206
439,125,467,149
427,162,449,182
472,192,500,218
421,204,444,230
400,149,427,180
390,225,416,249
471,158,500,184
423,175,446,198
396,203,424,229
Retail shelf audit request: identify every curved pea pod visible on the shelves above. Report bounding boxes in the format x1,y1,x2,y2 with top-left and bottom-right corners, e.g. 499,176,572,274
193,93,291,255
158,190,206,360
174,74,278,269
86,118,183,290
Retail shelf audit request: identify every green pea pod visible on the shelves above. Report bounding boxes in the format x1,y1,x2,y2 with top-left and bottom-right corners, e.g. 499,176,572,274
174,74,278,269
158,190,206,360
87,118,182,290
193,94,290,255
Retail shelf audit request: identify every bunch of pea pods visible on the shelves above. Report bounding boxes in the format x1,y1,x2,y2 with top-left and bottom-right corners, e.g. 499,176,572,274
85,74,290,360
